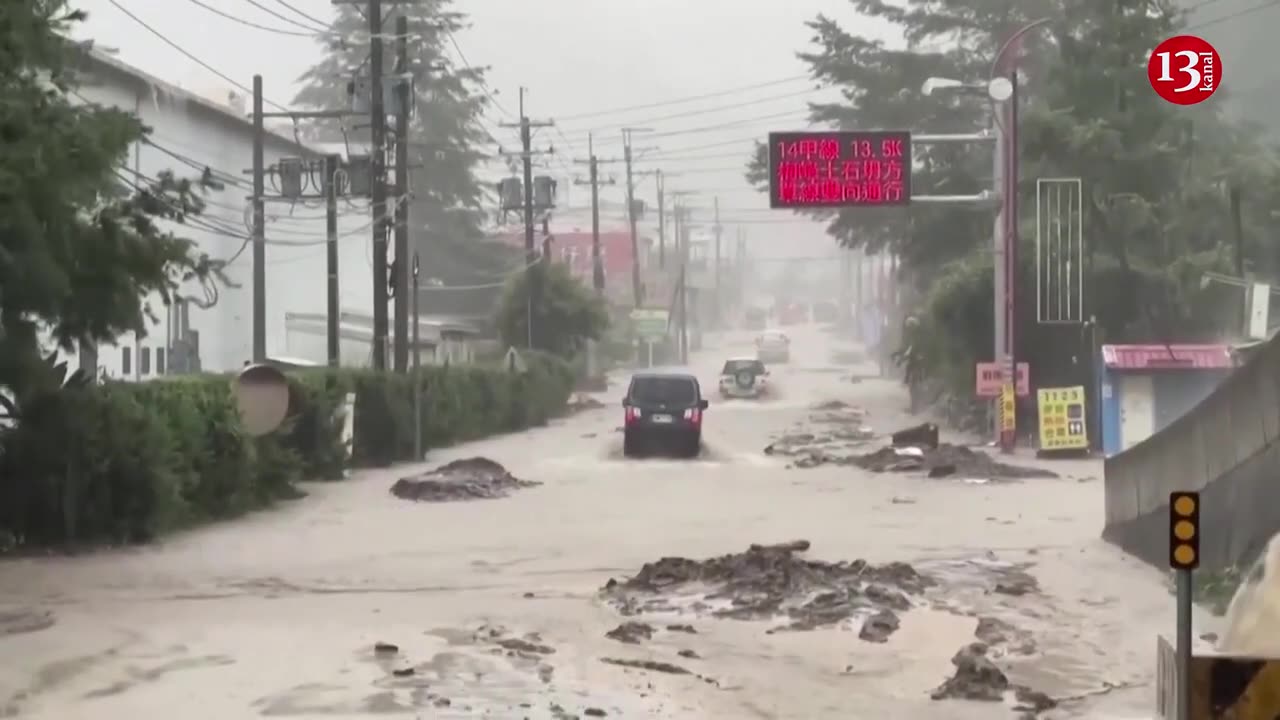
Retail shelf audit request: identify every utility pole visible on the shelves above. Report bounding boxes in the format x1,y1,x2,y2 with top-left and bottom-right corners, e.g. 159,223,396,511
669,190,696,364
325,153,340,367
368,0,389,370
713,196,722,327
411,252,421,460
248,13,368,370
1003,70,1020,453
573,133,617,295
499,89,553,348
621,128,655,308
839,245,851,328
656,171,666,269
623,129,642,307
251,74,266,363
392,13,411,372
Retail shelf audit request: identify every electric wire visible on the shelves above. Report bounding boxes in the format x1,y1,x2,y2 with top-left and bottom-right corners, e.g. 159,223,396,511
1187,0,1279,28
104,0,290,111
181,0,317,36
251,0,332,32
555,88,820,137
553,75,812,122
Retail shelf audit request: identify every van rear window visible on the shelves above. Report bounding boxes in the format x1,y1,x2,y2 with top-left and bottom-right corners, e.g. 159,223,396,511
630,377,697,405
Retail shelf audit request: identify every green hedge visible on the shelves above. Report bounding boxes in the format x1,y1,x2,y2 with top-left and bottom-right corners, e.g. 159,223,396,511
0,353,573,548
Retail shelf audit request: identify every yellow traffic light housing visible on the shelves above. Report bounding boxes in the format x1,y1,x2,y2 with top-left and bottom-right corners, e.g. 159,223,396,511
1169,491,1199,570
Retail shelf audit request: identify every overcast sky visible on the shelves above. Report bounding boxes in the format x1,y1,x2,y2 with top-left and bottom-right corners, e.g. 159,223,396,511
70,0,899,257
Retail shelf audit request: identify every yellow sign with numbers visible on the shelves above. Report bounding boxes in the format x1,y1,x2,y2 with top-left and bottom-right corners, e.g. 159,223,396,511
1036,385,1088,451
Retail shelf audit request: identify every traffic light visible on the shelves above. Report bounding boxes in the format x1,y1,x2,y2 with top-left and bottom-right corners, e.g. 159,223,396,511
1169,491,1199,570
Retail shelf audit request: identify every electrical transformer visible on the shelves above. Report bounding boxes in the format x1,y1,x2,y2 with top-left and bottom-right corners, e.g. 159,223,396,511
346,155,372,197
533,176,557,209
277,158,304,198
498,178,523,211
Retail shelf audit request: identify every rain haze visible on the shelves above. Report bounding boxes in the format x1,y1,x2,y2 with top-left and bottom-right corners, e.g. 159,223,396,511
7,0,1280,718
69,0,878,258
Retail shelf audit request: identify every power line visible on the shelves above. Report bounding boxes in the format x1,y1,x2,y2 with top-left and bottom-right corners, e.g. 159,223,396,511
554,75,812,121
182,0,317,36
105,0,289,111
565,109,810,145
1187,0,1280,28
555,88,819,136
261,0,333,31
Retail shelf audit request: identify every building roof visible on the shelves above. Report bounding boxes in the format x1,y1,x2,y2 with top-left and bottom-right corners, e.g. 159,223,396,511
1100,344,1236,370
77,47,315,156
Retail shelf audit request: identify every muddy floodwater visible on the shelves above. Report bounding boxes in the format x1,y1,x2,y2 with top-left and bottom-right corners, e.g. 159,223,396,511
0,326,1219,719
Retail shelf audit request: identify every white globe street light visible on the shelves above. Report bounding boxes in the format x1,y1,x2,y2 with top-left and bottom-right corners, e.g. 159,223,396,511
986,77,1014,102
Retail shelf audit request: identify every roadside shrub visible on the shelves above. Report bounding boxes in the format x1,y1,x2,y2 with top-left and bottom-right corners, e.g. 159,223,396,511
0,351,573,549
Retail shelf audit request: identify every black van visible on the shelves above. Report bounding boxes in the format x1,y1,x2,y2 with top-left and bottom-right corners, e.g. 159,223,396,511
622,371,708,458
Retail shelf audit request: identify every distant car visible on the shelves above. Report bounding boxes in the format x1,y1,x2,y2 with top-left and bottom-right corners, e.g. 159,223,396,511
812,301,838,323
756,330,791,363
622,371,708,458
719,357,769,399
778,303,807,325
745,307,767,331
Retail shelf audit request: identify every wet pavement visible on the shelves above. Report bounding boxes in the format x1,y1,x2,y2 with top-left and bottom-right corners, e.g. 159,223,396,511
0,325,1219,718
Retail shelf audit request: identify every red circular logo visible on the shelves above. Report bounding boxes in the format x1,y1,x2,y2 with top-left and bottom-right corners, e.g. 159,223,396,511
1148,35,1221,105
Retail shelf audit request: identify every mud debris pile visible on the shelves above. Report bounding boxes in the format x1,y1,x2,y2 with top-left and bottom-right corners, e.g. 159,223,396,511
565,393,606,414
390,457,539,502
853,443,1058,480
601,540,932,639
764,401,876,467
931,643,1056,717
768,403,1057,480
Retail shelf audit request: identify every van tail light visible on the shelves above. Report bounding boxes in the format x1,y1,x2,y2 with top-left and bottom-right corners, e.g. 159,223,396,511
683,408,702,426
625,406,641,424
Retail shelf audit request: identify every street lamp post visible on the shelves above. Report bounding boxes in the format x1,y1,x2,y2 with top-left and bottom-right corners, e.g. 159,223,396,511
922,74,1014,450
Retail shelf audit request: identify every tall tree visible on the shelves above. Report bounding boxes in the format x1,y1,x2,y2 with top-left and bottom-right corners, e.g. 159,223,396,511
749,0,1280,404
0,0,218,407
293,1,493,244
495,262,608,359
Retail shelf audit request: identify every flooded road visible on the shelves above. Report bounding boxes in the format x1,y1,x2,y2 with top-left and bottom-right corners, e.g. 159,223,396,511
0,326,1214,719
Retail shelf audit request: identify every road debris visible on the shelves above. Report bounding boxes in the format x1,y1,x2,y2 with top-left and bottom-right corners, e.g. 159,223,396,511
601,540,932,636
858,609,900,643
390,458,540,502
974,617,1037,656
891,422,939,449
931,642,1007,701
565,393,606,414
765,401,876,466
600,658,691,675
932,643,1057,716
605,621,654,644
0,608,54,637
854,443,1057,480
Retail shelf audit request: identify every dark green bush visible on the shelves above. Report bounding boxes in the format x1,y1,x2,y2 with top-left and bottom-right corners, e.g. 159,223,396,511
0,352,573,548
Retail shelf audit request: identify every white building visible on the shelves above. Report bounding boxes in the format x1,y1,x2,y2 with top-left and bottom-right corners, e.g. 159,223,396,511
66,49,377,379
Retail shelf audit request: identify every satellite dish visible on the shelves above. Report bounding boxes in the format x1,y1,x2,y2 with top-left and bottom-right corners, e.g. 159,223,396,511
987,77,1014,102
232,363,290,436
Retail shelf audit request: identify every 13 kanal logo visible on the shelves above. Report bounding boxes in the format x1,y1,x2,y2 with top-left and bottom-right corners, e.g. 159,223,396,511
1148,35,1221,105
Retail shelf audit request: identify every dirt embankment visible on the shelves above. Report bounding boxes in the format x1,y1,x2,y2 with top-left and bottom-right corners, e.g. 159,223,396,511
390,458,539,502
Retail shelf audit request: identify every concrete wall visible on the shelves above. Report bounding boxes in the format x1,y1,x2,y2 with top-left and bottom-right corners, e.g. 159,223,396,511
1103,334,1280,571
